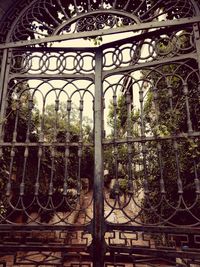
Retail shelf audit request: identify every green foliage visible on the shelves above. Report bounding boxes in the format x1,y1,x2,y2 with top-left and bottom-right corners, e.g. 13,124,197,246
0,85,94,219
108,94,127,131
119,177,129,193
108,94,140,137
105,93,140,190
142,34,200,225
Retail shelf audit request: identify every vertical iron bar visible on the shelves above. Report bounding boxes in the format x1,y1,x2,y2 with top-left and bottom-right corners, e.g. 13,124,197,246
139,87,148,194
0,49,9,138
193,23,200,75
0,49,12,197
0,48,11,192
183,82,193,133
0,50,7,106
0,48,8,161
126,91,133,193
93,48,104,267
152,85,166,194
173,140,183,195
78,98,83,199
113,93,119,194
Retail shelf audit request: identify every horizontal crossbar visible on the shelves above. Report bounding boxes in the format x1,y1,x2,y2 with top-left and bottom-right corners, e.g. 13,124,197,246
0,17,200,49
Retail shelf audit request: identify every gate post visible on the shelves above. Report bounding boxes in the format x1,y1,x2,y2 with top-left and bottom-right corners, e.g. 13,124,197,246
93,48,105,267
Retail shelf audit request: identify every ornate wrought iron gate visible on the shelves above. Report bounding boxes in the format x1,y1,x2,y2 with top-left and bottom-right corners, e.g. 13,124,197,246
1,0,200,266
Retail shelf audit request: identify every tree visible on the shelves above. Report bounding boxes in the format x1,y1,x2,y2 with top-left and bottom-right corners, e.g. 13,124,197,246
41,102,94,187
0,86,94,222
104,91,141,199
141,36,200,226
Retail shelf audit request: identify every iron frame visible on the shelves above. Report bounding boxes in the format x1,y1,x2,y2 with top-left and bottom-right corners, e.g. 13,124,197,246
1,1,200,266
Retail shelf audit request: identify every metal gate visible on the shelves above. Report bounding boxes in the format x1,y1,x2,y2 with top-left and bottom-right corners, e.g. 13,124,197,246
1,0,200,266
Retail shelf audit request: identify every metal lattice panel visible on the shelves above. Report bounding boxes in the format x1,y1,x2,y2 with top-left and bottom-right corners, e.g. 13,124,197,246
0,0,200,267
4,0,198,42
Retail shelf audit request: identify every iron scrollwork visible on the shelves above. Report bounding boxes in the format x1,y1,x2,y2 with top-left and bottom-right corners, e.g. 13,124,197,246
0,0,200,266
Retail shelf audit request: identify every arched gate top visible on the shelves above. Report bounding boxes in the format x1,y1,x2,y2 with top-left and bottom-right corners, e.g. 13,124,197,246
3,0,200,43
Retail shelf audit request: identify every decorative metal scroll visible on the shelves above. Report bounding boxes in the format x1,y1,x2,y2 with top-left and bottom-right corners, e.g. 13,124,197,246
100,22,200,267
1,0,200,266
0,47,95,265
0,0,198,43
